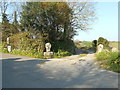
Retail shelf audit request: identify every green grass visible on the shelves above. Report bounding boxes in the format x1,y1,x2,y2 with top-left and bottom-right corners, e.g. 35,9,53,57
79,54,87,57
81,41,93,47
53,49,72,58
0,42,44,59
95,51,120,73
74,41,94,50
109,41,120,50
0,43,72,59
11,50,44,58
95,51,110,60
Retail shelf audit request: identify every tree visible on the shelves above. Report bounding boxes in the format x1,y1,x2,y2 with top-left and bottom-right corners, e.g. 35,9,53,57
13,11,18,25
20,2,96,42
69,2,96,31
20,2,75,41
1,13,9,23
11,2,24,24
20,2,96,53
0,2,23,41
0,1,10,23
92,40,97,47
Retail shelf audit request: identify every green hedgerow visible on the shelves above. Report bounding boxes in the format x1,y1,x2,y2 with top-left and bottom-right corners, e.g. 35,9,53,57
51,39,76,54
10,32,45,52
0,43,8,53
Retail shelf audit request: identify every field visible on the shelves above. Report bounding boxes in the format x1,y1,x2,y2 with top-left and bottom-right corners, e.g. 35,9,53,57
109,41,120,51
74,41,120,51
74,41,93,49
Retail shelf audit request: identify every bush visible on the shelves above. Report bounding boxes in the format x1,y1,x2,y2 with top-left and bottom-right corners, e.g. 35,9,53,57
92,40,97,47
10,32,45,52
95,51,110,60
95,51,119,61
0,23,20,42
0,32,74,58
54,49,72,58
98,37,109,49
0,42,8,53
0,32,45,58
95,51,120,73
102,61,120,73
0,42,44,58
51,39,76,54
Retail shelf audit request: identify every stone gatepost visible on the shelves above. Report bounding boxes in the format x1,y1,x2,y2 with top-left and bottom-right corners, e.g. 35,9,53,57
7,37,12,52
44,43,53,58
97,44,103,53
112,47,118,52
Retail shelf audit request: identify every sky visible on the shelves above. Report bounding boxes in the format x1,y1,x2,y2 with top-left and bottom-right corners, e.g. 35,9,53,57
0,2,118,41
74,2,118,41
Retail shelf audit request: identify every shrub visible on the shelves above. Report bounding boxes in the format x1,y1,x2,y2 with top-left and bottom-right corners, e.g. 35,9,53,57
98,37,109,49
92,40,97,47
1,31,75,58
1,23,20,42
103,58,120,73
54,49,72,58
95,51,119,61
95,51,120,73
10,32,45,52
95,51,111,60
51,39,76,54
0,42,8,53
0,32,45,58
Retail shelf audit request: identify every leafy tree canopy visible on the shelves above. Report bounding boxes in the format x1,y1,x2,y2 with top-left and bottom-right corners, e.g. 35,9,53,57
20,2,96,42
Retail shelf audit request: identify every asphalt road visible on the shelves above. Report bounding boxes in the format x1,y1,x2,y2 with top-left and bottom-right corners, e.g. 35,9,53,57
1,53,119,88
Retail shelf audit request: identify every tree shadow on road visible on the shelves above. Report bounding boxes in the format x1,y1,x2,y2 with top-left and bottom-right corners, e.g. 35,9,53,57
2,57,118,88
2,58,50,88
75,49,95,55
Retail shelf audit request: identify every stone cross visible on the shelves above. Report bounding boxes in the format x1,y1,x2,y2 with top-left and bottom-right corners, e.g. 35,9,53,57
97,44,103,53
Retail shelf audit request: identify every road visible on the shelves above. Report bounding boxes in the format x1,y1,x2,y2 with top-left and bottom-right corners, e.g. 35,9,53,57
1,53,119,88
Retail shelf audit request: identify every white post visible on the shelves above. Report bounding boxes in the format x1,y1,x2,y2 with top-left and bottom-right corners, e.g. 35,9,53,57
7,45,11,52
7,37,10,44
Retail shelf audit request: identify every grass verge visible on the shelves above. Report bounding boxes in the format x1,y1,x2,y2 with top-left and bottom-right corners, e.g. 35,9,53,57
95,51,120,73
0,43,72,59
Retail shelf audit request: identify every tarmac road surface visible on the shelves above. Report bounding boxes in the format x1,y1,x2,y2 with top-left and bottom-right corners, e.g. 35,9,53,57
1,53,119,88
